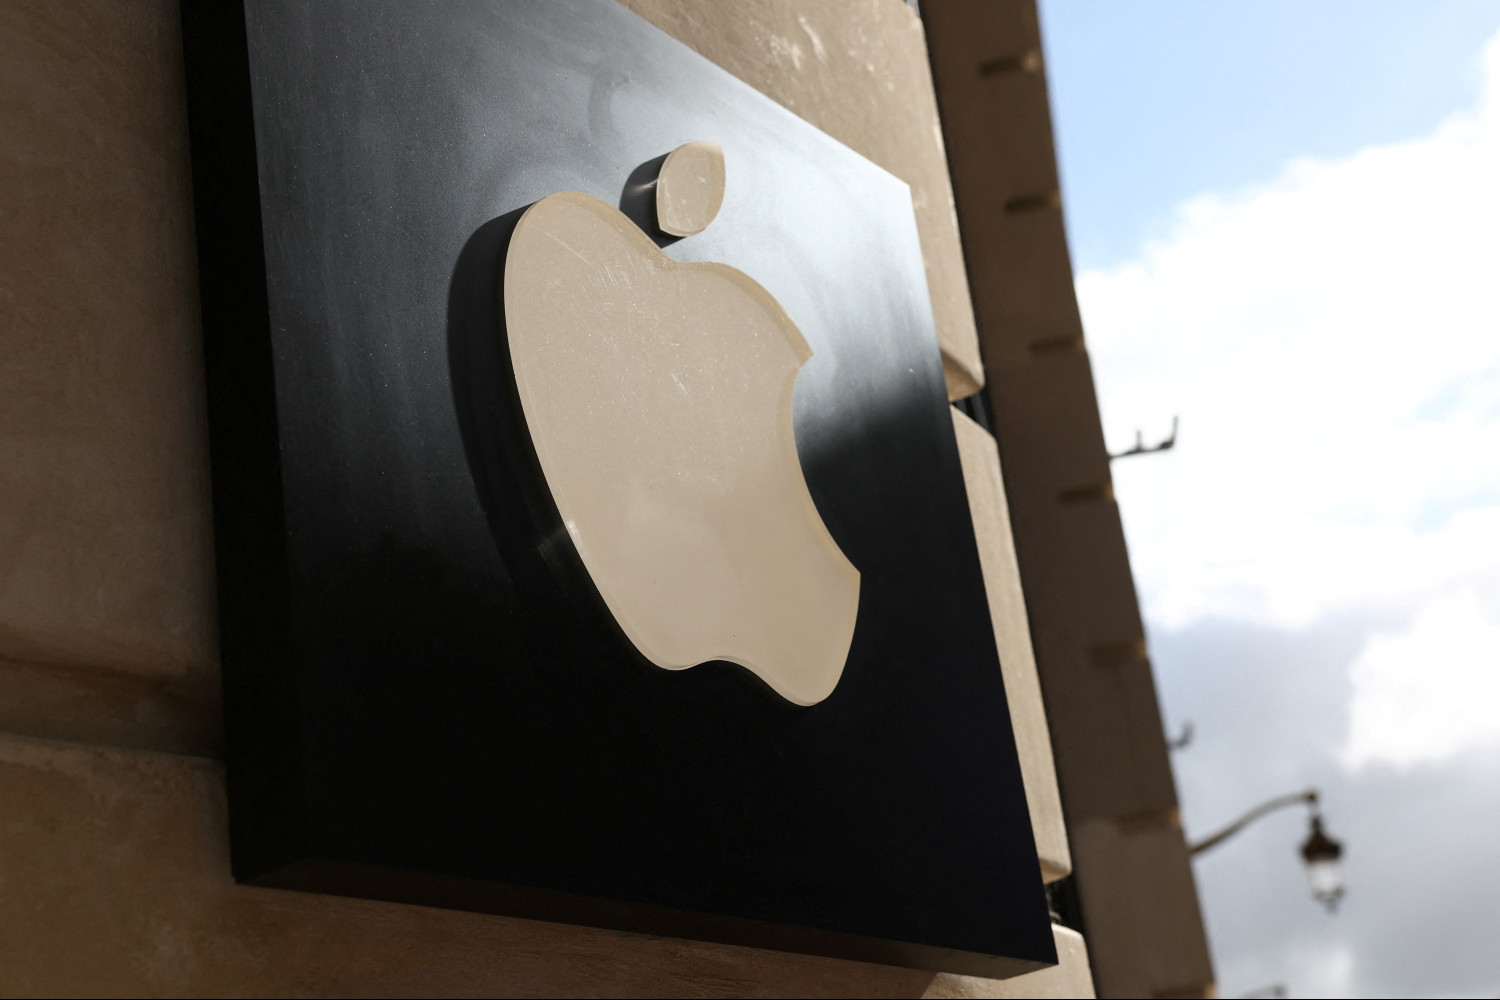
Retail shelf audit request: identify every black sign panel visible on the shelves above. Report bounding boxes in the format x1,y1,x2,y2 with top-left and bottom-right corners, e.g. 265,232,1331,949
182,0,1054,976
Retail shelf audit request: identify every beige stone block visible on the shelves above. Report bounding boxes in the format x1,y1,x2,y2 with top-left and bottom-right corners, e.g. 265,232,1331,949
964,211,1086,370
991,497,1178,823
923,0,1038,69
1069,818,1215,999
986,354,1113,519
921,0,1062,209
0,0,216,679
934,71,1061,215
922,0,1083,381
1008,500,1146,653
0,650,220,758
1028,643,1180,825
0,731,1083,997
985,499,1183,875
925,927,1093,999
617,0,985,399
951,409,1070,882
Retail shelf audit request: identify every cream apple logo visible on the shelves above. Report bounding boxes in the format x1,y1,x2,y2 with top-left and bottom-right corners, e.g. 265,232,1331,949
502,142,860,706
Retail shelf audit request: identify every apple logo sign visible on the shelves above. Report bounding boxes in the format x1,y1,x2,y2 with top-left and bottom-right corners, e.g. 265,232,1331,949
502,142,860,706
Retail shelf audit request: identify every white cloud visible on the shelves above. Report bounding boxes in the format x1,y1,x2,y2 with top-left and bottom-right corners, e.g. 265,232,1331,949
1076,29,1500,633
1221,940,1356,1000
1342,589,1500,769
1068,24,1500,1000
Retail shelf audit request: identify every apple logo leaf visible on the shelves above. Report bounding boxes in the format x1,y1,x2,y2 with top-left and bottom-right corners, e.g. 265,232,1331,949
655,140,725,237
502,147,860,706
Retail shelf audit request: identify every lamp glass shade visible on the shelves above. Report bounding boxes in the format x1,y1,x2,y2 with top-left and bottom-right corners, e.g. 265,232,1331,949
1301,816,1345,911
1305,856,1345,909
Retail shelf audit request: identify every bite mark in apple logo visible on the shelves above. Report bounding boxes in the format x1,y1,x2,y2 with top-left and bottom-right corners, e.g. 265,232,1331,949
502,143,860,706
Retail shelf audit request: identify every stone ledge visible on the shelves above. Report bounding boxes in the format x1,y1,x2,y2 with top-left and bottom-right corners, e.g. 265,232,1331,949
0,731,1091,997
951,408,1071,883
928,928,1092,999
0,651,221,758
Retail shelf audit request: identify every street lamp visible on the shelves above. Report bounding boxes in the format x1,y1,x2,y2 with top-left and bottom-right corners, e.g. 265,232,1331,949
1300,813,1345,912
1190,788,1345,911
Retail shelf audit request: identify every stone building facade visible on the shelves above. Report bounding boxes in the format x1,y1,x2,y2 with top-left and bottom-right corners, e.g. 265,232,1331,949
0,0,1210,995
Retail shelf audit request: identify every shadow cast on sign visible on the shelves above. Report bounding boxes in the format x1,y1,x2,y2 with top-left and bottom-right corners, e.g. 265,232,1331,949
617,152,681,249
449,146,687,614
446,203,610,636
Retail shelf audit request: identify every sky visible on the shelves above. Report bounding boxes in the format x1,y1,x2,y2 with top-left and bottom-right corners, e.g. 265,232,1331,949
1036,3,1500,997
